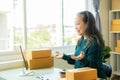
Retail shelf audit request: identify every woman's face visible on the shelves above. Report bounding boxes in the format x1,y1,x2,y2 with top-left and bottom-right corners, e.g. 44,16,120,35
75,15,87,35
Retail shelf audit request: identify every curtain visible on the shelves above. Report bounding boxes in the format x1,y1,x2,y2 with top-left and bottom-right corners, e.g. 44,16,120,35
93,0,102,33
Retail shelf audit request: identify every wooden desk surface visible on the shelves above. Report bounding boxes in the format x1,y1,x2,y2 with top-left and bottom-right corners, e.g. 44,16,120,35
0,67,62,80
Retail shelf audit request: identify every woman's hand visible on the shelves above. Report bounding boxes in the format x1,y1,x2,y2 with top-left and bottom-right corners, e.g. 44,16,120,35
71,54,77,60
55,51,63,59
71,51,85,60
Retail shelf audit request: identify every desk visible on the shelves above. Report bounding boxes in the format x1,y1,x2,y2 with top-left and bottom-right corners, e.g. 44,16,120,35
0,67,62,80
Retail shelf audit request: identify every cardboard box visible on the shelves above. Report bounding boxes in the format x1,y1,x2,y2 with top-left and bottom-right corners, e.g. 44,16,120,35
111,20,120,31
27,57,54,70
112,0,120,10
111,24,120,31
117,40,120,43
112,20,120,24
115,47,120,52
117,45,120,47
117,40,120,45
66,67,97,80
26,49,51,59
117,40,120,47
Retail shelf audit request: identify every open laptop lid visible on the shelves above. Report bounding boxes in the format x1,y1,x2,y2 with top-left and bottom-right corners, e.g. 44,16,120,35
19,46,28,70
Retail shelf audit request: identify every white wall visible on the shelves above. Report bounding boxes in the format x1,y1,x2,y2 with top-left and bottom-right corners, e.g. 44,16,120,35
99,0,110,45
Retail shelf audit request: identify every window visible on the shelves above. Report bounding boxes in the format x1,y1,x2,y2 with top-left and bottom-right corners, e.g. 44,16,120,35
26,0,62,49
0,0,14,51
63,0,87,45
0,0,87,51
26,0,87,49
0,0,24,51
14,0,24,49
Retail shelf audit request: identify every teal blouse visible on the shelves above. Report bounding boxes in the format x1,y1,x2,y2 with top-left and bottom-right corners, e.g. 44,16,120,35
62,38,106,78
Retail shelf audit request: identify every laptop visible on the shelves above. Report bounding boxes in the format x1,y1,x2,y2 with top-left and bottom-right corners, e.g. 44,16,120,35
19,45,28,70
19,46,34,76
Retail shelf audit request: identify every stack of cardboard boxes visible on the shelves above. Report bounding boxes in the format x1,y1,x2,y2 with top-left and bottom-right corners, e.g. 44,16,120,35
115,40,120,53
111,0,120,32
25,49,54,70
111,0,120,52
111,19,120,32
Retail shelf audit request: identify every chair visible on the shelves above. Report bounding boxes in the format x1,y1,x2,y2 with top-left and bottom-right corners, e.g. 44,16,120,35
102,63,112,78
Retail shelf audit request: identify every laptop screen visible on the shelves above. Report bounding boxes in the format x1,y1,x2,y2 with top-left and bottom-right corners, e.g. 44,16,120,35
19,46,28,70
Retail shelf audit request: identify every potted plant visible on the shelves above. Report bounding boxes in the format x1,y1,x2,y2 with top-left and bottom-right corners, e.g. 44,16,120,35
102,46,112,63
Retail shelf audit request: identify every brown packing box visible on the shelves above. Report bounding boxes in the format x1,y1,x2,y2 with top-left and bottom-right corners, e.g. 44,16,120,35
111,20,120,31
117,40,120,47
117,45,120,47
112,20,120,24
26,49,51,59
112,0,120,10
111,24,120,31
66,67,97,80
27,57,54,70
115,47,120,53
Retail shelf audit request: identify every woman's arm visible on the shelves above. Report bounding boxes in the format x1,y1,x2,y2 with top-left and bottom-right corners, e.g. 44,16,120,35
71,51,85,60
62,54,75,65
55,51,75,65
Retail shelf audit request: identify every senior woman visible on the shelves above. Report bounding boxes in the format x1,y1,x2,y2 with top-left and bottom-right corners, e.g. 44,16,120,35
55,11,107,80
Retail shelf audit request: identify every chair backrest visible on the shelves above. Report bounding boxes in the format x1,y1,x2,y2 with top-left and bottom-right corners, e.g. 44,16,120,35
102,63,112,78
